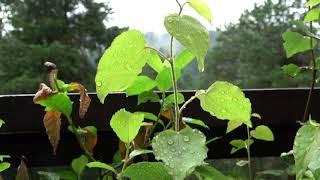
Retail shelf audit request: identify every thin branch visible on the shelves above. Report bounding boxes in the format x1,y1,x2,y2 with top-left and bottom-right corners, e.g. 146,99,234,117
179,91,204,115
303,6,318,122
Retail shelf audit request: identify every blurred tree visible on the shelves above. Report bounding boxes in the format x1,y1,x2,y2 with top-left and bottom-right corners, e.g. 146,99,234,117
200,0,311,89
0,0,126,94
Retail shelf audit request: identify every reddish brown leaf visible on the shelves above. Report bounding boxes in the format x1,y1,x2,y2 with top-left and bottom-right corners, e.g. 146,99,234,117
83,128,97,155
0,175,3,180
33,83,53,103
16,159,29,180
43,111,62,155
70,83,91,119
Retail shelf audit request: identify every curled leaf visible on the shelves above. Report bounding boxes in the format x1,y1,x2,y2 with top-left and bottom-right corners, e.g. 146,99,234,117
16,159,29,180
83,126,98,155
70,83,91,119
43,111,62,155
33,83,53,103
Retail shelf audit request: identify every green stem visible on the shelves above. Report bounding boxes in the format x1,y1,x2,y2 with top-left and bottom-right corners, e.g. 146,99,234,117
246,126,253,180
121,143,130,172
303,8,318,122
179,91,205,115
66,116,95,161
144,46,168,60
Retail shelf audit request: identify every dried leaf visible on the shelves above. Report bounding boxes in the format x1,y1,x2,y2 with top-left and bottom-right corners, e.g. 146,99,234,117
83,127,98,155
43,111,62,155
33,83,53,103
16,159,29,180
0,175,2,180
160,109,173,121
70,83,91,119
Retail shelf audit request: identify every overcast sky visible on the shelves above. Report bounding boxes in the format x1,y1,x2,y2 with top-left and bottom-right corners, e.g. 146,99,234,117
96,0,267,33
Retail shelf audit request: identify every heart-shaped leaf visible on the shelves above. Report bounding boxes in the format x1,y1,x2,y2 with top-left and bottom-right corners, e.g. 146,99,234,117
36,93,73,117
230,139,254,154
304,7,320,22
86,161,117,174
110,109,145,144
71,155,88,177
164,14,209,72
95,30,147,103
226,120,243,134
0,162,10,173
250,125,274,141
126,76,157,96
197,81,252,127
282,31,316,58
152,127,208,179
137,91,160,105
306,0,320,6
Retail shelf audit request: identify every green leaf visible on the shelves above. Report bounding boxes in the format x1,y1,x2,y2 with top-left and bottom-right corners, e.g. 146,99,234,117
0,155,10,162
282,64,301,78
152,127,208,179
37,171,60,180
251,113,262,119
165,14,209,72
306,0,320,6
230,139,254,154
226,120,243,133
86,162,117,174
126,76,157,96
0,119,5,128
36,93,73,117
122,162,172,180
174,49,195,70
304,8,320,22
194,165,230,179
83,126,97,135
197,81,252,127
135,111,165,127
250,125,274,141
56,80,71,92
71,155,88,177
0,162,10,173
282,31,316,58
137,91,160,105
95,30,147,103
182,117,209,129
110,109,144,144
188,0,212,22
156,67,181,91
55,170,77,180
146,49,164,73
129,149,153,160
293,123,320,179
163,93,185,110
112,150,122,163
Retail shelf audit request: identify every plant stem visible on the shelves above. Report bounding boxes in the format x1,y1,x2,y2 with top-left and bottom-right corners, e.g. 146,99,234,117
179,91,205,115
246,126,253,180
303,7,317,122
66,116,95,161
121,143,130,172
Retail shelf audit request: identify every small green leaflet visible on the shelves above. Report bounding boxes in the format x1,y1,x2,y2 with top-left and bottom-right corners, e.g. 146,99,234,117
194,165,230,180
250,125,274,141
304,7,320,22
182,117,209,129
135,111,165,127
163,93,185,110
71,155,88,177
306,0,320,6
165,14,209,72
137,91,160,105
95,30,147,103
282,64,301,78
0,162,10,173
0,119,5,128
188,0,212,22
129,149,153,160
126,76,157,96
230,139,254,154
86,161,117,174
197,81,252,127
110,109,144,144
36,93,73,117
282,31,316,58
226,120,243,133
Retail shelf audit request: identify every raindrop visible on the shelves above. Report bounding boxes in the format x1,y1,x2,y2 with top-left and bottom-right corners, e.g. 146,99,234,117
183,136,190,142
96,81,102,87
167,140,174,145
